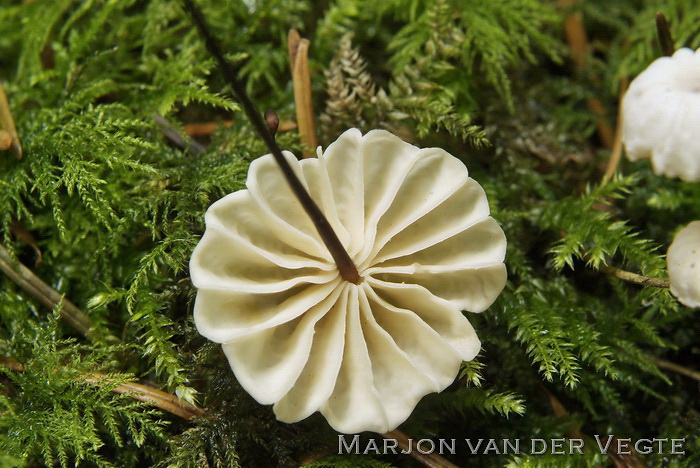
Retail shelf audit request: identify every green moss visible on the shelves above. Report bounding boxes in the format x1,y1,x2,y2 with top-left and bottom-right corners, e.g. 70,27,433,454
0,0,698,466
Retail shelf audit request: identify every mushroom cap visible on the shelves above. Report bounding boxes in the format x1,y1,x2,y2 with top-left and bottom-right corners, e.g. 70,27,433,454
622,48,700,181
190,128,507,433
667,221,700,308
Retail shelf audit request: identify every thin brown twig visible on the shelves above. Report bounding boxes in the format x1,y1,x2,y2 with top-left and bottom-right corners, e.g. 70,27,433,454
84,373,204,419
382,430,460,468
182,120,296,137
0,356,204,420
0,244,95,338
599,264,670,288
288,29,318,158
0,81,22,159
652,357,700,381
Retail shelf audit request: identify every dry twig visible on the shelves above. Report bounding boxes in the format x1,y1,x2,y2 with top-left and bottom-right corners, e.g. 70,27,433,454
0,357,203,420
0,244,95,338
599,264,670,289
652,357,700,381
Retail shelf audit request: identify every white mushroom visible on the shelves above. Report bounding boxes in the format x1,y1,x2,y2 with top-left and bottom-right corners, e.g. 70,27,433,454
622,47,700,181
667,221,700,308
190,128,507,433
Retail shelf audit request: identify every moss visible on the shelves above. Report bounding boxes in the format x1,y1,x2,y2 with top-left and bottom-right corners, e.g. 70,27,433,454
0,0,698,466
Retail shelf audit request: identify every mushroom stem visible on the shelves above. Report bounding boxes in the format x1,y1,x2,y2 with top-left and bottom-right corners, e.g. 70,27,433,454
180,0,361,284
655,13,675,57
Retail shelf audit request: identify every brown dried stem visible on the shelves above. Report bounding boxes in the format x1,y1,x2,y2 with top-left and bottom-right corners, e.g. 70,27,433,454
0,244,95,338
652,357,700,381
0,81,22,159
288,29,318,158
603,77,629,182
0,357,204,420
599,264,670,289
382,430,460,468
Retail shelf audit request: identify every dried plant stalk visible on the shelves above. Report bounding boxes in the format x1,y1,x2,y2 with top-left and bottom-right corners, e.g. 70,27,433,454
0,245,94,338
288,29,318,157
0,82,21,159
0,357,203,420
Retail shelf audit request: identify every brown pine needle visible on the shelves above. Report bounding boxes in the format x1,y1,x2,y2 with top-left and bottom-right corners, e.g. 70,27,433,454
0,357,203,420
288,29,318,158
603,77,629,182
0,82,22,159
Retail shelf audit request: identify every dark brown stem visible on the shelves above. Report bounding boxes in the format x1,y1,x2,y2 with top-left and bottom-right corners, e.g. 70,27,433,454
0,244,96,338
180,0,360,284
656,13,675,57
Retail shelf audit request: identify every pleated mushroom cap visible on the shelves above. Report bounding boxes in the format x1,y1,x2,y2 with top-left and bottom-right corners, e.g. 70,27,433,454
190,128,507,433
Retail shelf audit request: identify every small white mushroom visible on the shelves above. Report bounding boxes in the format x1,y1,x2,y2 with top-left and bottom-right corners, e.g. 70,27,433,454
622,48,700,181
190,128,507,433
667,221,700,308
